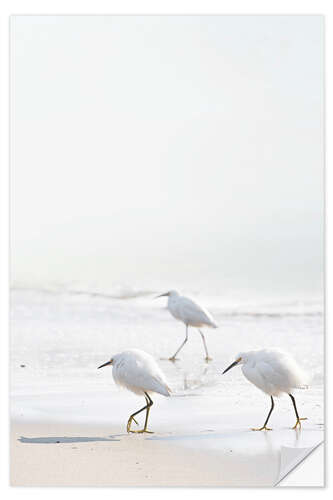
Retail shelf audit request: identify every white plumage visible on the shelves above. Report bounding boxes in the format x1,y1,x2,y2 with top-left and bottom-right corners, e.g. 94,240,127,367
98,349,170,433
156,290,217,361
223,348,309,430
112,349,171,397
238,348,309,396
167,290,217,328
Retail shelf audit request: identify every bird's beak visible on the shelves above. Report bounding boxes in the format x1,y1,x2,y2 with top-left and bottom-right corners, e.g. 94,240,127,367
98,360,112,369
222,357,242,374
155,292,169,299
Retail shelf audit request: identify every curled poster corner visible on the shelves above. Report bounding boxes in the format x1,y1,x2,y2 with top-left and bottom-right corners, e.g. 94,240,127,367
274,441,324,486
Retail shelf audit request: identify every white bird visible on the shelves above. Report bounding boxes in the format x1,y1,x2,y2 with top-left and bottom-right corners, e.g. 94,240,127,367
222,348,309,430
156,290,218,361
98,348,171,433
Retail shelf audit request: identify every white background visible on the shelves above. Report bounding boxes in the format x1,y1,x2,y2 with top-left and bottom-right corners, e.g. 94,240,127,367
11,14,323,296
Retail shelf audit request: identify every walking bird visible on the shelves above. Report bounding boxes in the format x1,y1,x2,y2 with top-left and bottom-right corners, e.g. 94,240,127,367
156,290,218,361
222,348,309,430
98,349,171,433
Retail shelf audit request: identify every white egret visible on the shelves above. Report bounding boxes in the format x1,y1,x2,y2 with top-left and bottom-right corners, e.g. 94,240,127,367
98,349,171,433
222,348,309,431
156,290,218,361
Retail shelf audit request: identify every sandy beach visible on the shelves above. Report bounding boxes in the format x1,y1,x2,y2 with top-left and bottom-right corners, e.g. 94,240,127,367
11,382,323,487
11,421,240,487
10,420,283,487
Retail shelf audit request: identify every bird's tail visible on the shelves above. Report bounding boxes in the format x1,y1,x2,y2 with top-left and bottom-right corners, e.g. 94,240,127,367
153,376,172,397
159,384,172,397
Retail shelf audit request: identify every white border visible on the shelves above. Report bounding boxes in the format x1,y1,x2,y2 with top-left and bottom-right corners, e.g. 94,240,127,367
1,1,331,498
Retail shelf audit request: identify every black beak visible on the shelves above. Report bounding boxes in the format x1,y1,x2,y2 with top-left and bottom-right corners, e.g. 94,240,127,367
98,360,112,369
155,293,169,299
222,360,240,374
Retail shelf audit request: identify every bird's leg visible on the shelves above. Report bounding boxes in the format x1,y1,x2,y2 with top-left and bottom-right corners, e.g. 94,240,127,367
126,399,150,434
289,394,307,429
169,325,188,361
142,393,154,433
252,396,274,431
198,329,212,361
127,393,154,434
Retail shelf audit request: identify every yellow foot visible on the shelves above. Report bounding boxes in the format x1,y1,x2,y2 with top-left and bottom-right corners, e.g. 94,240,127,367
168,357,179,362
129,429,154,434
205,356,213,362
251,426,272,431
126,416,139,433
292,417,307,430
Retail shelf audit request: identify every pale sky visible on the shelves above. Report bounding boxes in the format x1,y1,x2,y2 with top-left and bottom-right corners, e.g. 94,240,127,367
11,15,323,295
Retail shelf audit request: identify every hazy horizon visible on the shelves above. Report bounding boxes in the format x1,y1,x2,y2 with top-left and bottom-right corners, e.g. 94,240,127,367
11,15,323,298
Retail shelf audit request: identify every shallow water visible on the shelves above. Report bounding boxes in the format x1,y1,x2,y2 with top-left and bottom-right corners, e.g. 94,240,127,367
11,288,323,426
11,289,323,385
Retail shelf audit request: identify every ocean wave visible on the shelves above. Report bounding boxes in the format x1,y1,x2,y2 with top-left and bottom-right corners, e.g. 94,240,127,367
10,284,323,316
11,283,155,300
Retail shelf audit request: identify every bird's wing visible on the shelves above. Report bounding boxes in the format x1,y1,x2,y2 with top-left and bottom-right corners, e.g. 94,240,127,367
113,356,170,397
255,360,287,395
261,350,310,390
178,296,217,327
133,369,170,396
242,362,270,393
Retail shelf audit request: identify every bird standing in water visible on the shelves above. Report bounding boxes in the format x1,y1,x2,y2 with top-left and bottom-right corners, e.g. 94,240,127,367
223,348,309,430
98,349,171,433
156,290,218,361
